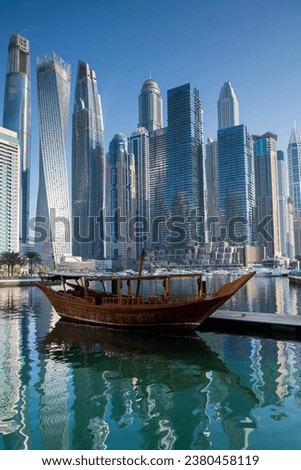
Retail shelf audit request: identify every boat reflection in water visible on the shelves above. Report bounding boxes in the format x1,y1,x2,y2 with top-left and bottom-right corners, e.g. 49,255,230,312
41,321,258,450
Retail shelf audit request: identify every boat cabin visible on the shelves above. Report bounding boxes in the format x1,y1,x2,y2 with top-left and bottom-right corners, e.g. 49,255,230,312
38,272,207,306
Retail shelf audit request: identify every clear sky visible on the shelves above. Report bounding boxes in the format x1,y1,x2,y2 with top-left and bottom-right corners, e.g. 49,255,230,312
1,0,301,218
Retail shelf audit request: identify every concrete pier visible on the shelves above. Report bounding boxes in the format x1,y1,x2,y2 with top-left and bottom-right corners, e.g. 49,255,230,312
204,310,301,339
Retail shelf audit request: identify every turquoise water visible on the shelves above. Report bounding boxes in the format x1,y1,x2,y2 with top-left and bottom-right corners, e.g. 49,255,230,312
1,279,301,450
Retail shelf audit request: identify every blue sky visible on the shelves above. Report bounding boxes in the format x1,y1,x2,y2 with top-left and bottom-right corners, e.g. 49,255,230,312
1,0,301,217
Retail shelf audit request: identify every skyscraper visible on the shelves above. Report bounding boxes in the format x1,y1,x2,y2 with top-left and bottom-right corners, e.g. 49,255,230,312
138,78,163,133
128,127,150,257
72,61,105,260
138,77,165,260
106,134,136,267
149,127,167,255
166,83,204,261
3,34,31,250
217,81,239,130
35,53,71,268
253,132,280,258
287,122,301,257
0,127,19,252
205,137,219,242
277,150,295,259
217,124,255,245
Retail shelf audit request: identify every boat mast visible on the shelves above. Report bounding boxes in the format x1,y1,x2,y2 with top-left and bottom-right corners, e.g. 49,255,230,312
135,249,146,297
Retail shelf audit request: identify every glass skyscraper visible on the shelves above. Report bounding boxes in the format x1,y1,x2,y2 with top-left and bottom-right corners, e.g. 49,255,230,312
0,127,19,252
138,78,163,133
217,81,239,130
277,150,295,258
287,123,301,257
205,137,219,242
106,134,136,266
72,61,105,260
217,124,255,245
149,127,167,256
138,77,165,260
35,53,71,268
3,34,31,249
166,83,204,259
128,127,150,257
253,132,280,258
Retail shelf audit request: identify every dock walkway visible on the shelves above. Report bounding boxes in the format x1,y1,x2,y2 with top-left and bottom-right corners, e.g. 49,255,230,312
0,278,39,287
205,310,301,339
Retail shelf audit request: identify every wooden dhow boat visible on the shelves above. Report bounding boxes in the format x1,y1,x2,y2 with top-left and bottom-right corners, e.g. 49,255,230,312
36,269,255,331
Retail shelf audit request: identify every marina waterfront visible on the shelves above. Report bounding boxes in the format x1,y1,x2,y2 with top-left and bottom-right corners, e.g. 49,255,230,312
1,275,301,450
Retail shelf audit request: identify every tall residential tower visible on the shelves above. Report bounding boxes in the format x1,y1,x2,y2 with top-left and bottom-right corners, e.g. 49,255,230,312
166,83,204,261
138,78,163,133
217,81,239,130
128,127,150,257
3,34,31,250
277,150,295,259
72,61,105,260
106,134,136,267
287,122,301,257
253,132,280,258
205,137,219,242
0,128,19,252
217,124,255,245
35,53,71,268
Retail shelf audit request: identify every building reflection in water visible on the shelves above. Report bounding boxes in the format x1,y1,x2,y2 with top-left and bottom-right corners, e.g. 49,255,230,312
222,275,301,315
1,284,301,450
0,289,21,437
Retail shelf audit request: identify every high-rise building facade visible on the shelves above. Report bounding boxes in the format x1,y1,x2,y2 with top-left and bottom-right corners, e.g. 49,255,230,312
205,137,219,242
287,123,301,257
0,127,19,252
166,83,204,260
149,127,167,256
217,81,239,130
217,124,255,245
3,34,31,250
253,132,280,258
128,127,150,257
106,134,136,266
72,61,105,260
35,53,71,268
138,78,163,133
277,150,295,259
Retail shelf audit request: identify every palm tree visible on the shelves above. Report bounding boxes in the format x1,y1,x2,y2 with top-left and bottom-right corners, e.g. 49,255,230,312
24,251,43,276
0,251,25,277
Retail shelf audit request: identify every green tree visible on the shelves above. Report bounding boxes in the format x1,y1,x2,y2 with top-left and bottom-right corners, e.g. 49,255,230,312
0,251,25,277
24,251,43,276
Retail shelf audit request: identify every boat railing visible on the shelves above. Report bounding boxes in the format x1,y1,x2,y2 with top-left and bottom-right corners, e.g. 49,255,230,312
101,293,201,306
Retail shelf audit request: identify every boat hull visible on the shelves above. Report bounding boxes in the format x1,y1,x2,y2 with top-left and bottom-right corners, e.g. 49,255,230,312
36,272,255,331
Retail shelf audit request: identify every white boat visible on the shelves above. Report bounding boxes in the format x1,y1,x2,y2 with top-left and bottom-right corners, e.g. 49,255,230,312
270,268,289,277
251,264,271,277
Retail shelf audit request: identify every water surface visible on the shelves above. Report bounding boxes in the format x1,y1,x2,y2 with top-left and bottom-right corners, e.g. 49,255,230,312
0,278,301,450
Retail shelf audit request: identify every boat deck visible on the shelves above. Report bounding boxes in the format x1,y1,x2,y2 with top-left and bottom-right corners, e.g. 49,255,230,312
205,310,301,339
